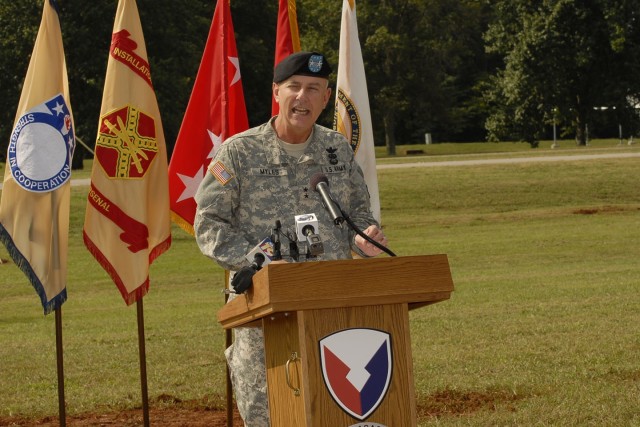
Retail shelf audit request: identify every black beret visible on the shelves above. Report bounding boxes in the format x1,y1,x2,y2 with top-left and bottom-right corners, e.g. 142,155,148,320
273,52,332,83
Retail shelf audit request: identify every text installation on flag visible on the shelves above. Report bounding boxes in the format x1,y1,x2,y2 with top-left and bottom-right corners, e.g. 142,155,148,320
0,0,75,315
334,0,381,223
83,0,171,305
272,0,301,116
168,0,249,235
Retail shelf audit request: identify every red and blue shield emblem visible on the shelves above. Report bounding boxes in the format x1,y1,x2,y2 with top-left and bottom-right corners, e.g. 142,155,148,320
319,328,392,420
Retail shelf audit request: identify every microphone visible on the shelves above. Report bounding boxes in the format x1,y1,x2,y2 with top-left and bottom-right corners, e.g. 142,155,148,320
245,237,275,269
232,237,275,294
294,213,324,257
309,173,344,225
310,174,397,257
271,220,282,260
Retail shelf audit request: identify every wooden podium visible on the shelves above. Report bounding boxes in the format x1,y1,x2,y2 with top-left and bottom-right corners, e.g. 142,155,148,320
218,254,454,427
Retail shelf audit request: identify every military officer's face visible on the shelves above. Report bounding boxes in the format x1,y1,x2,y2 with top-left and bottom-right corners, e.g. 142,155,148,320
273,75,331,143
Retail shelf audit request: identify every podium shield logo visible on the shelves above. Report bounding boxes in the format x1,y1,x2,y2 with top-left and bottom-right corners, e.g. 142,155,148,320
319,328,392,421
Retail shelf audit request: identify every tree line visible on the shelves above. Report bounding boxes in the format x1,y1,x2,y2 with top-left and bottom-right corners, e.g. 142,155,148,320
1,0,639,167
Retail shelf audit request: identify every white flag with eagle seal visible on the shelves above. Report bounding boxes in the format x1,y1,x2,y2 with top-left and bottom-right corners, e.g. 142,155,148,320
334,0,381,222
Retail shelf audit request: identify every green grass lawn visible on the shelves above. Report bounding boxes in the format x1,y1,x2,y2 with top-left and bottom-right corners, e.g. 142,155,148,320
1,143,639,425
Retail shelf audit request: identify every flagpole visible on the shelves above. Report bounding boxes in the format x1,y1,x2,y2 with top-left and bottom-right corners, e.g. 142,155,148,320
55,307,66,427
225,328,233,427
136,298,150,427
225,270,233,427
52,187,66,427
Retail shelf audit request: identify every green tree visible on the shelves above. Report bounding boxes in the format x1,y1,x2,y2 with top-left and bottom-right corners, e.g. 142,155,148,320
0,0,214,167
232,0,279,126
485,0,640,146
298,0,491,154
0,1,41,163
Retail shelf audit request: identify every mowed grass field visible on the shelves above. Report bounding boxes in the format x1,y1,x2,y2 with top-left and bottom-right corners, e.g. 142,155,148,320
1,140,639,425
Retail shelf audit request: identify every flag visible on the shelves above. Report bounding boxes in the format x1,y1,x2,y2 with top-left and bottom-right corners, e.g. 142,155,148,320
83,0,171,305
272,0,301,116
334,0,381,223
0,0,75,315
168,0,248,235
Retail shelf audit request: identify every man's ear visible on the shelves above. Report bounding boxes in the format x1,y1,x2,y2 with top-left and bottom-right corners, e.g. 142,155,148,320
272,82,280,103
324,86,332,108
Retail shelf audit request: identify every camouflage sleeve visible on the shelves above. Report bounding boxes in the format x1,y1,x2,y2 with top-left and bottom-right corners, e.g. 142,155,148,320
194,144,251,271
344,148,380,258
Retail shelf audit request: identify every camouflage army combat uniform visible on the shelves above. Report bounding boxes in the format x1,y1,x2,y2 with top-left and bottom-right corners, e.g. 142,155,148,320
194,117,378,426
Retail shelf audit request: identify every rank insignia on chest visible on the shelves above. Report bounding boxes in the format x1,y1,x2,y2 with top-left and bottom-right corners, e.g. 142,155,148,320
326,147,339,165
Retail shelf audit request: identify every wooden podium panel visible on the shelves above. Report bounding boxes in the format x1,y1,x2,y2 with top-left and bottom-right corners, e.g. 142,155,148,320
263,312,306,425
263,304,417,426
220,255,454,427
218,255,454,329
300,304,416,426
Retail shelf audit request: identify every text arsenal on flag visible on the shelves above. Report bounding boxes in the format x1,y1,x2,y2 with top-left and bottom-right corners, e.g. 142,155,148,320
168,0,249,235
83,0,171,305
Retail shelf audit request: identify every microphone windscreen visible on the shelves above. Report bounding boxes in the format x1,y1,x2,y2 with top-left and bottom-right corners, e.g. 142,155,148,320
310,173,329,191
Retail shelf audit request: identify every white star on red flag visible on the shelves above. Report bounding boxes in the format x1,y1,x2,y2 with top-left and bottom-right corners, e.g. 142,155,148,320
229,56,241,86
176,165,205,203
207,129,222,159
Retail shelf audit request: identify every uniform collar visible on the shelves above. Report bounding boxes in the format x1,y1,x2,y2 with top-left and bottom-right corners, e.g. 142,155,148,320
264,117,322,166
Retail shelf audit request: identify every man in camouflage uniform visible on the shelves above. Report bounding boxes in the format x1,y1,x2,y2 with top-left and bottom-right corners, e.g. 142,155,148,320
194,51,388,426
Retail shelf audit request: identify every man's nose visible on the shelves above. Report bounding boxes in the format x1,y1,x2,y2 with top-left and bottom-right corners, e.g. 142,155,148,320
296,89,309,100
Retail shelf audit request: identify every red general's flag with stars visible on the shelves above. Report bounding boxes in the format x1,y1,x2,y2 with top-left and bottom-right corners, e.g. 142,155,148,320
0,0,75,314
168,0,248,235
272,0,301,116
83,0,171,305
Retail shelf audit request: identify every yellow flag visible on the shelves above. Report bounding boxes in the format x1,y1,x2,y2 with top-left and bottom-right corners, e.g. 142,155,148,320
334,0,381,222
0,0,74,315
83,0,171,305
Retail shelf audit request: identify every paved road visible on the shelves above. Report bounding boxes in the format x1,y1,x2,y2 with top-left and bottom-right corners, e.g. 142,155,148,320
376,151,640,169
1,151,638,190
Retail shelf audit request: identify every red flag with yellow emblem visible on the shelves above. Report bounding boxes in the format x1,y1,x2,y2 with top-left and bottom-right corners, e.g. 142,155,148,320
83,0,171,305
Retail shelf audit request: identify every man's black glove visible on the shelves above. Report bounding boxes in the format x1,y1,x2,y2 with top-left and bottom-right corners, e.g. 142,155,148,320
231,266,258,294
231,253,266,294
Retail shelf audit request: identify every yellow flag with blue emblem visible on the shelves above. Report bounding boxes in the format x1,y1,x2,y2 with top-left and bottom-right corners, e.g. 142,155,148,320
0,0,75,315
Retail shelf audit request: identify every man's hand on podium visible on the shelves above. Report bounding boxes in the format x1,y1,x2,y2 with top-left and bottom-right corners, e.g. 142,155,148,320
231,258,289,294
230,266,257,294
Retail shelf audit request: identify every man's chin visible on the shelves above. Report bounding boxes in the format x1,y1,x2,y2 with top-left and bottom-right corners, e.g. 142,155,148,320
291,114,313,126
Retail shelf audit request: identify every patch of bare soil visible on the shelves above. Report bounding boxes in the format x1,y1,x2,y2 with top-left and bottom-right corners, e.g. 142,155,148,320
417,387,525,418
0,408,243,427
1,388,527,426
0,397,244,427
573,205,637,215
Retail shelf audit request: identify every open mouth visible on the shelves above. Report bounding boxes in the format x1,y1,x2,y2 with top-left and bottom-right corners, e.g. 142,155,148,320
292,106,310,115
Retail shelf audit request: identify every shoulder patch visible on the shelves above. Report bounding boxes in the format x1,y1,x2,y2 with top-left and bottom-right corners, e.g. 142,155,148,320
209,160,234,186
